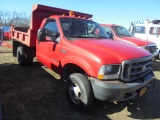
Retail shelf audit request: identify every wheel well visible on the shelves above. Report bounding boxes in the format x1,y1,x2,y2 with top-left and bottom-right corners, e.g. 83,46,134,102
12,40,36,58
62,63,86,80
12,40,21,57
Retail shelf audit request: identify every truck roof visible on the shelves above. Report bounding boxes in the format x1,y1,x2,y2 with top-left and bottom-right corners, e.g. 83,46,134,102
100,24,122,27
49,15,92,20
31,4,93,31
132,19,160,27
134,23,160,27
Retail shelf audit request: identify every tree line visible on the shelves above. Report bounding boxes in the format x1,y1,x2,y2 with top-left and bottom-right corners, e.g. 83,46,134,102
0,10,30,27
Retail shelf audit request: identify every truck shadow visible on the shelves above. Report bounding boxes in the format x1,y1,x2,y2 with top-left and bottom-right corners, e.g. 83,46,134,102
0,62,160,120
152,59,160,72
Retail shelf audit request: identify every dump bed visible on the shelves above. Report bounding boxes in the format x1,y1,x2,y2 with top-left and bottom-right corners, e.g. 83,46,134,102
11,4,92,47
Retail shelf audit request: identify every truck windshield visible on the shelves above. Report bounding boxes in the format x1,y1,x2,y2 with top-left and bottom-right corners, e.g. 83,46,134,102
112,26,132,37
60,18,109,40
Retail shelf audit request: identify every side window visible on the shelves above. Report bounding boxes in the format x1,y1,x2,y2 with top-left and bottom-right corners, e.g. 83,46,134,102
150,27,160,35
44,19,58,34
134,26,146,34
149,27,153,34
43,19,58,40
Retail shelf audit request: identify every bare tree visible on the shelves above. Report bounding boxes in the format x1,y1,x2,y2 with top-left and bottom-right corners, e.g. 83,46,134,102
0,10,30,27
0,10,11,26
16,12,30,27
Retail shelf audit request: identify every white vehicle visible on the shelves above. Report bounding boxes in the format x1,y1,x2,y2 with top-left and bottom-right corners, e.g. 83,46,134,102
129,19,160,59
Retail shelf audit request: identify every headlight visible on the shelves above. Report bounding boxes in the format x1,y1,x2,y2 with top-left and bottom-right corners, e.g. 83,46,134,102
97,65,121,80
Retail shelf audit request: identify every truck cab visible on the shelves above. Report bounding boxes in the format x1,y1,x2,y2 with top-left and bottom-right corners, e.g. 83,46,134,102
129,19,160,59
100,24,157,57
1,26,11,40
11,4,155,112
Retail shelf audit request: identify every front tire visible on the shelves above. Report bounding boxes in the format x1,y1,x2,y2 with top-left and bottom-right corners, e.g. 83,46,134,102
65,73,94,112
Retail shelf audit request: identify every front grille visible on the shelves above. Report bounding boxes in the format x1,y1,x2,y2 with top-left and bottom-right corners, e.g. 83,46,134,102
121,56,153,82
145,45,157,54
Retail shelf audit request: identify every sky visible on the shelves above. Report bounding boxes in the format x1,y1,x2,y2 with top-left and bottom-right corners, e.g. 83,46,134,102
1,0,160,29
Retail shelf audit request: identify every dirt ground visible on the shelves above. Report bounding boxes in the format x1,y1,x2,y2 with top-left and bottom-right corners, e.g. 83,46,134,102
0,41,160,120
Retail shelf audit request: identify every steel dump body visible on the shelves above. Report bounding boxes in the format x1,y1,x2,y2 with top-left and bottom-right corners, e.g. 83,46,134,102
11,4,92,47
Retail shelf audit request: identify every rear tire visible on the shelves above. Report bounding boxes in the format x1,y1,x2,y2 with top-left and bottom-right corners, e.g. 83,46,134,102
17,46,33,66
65,73,94,112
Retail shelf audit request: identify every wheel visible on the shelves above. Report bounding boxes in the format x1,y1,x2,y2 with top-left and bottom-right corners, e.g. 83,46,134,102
17,46,33,66
27,57,33,64
65,73,94,112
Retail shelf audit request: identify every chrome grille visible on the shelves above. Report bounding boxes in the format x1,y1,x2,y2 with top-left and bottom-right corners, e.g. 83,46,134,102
121,56,153,82
145,45,157,54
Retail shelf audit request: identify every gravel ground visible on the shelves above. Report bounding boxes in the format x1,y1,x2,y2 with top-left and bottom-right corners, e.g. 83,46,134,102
0,41,160,120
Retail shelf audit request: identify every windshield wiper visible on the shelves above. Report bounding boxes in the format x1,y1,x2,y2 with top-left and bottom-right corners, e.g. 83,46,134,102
119,34,132,37
95,36,107,39
77,35,96,38
68,35,107,39
67,35,79,40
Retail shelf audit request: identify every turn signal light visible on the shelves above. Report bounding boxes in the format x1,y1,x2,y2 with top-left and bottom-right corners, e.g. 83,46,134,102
69,11,74,16
98,74,104,80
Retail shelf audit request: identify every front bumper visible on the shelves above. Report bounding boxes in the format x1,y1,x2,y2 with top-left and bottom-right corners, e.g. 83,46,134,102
90,70,155,101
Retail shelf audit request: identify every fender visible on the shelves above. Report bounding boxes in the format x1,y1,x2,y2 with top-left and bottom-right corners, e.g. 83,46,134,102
61,55,103,77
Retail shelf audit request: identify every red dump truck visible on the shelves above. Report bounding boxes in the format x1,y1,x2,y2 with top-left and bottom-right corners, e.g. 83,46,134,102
11,4,155,112
1,26,11,40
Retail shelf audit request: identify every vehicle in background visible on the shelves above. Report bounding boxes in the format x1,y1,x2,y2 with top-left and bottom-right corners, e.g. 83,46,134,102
129,19,160,59
0,27,4,46
100,24,157,58
11,4,155,112
1,26,11,40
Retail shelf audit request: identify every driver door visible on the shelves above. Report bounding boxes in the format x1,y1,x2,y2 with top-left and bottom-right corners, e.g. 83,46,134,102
36,18,61,70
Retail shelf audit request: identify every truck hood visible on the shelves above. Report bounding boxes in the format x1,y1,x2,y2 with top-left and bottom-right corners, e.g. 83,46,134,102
119,36,154,46
71,39,151,64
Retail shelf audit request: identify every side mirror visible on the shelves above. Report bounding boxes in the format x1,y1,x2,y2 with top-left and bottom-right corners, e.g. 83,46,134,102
106,32,114,39
37,28,46,41
110,33,114,39
54,32,60,38
37,28,60,43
